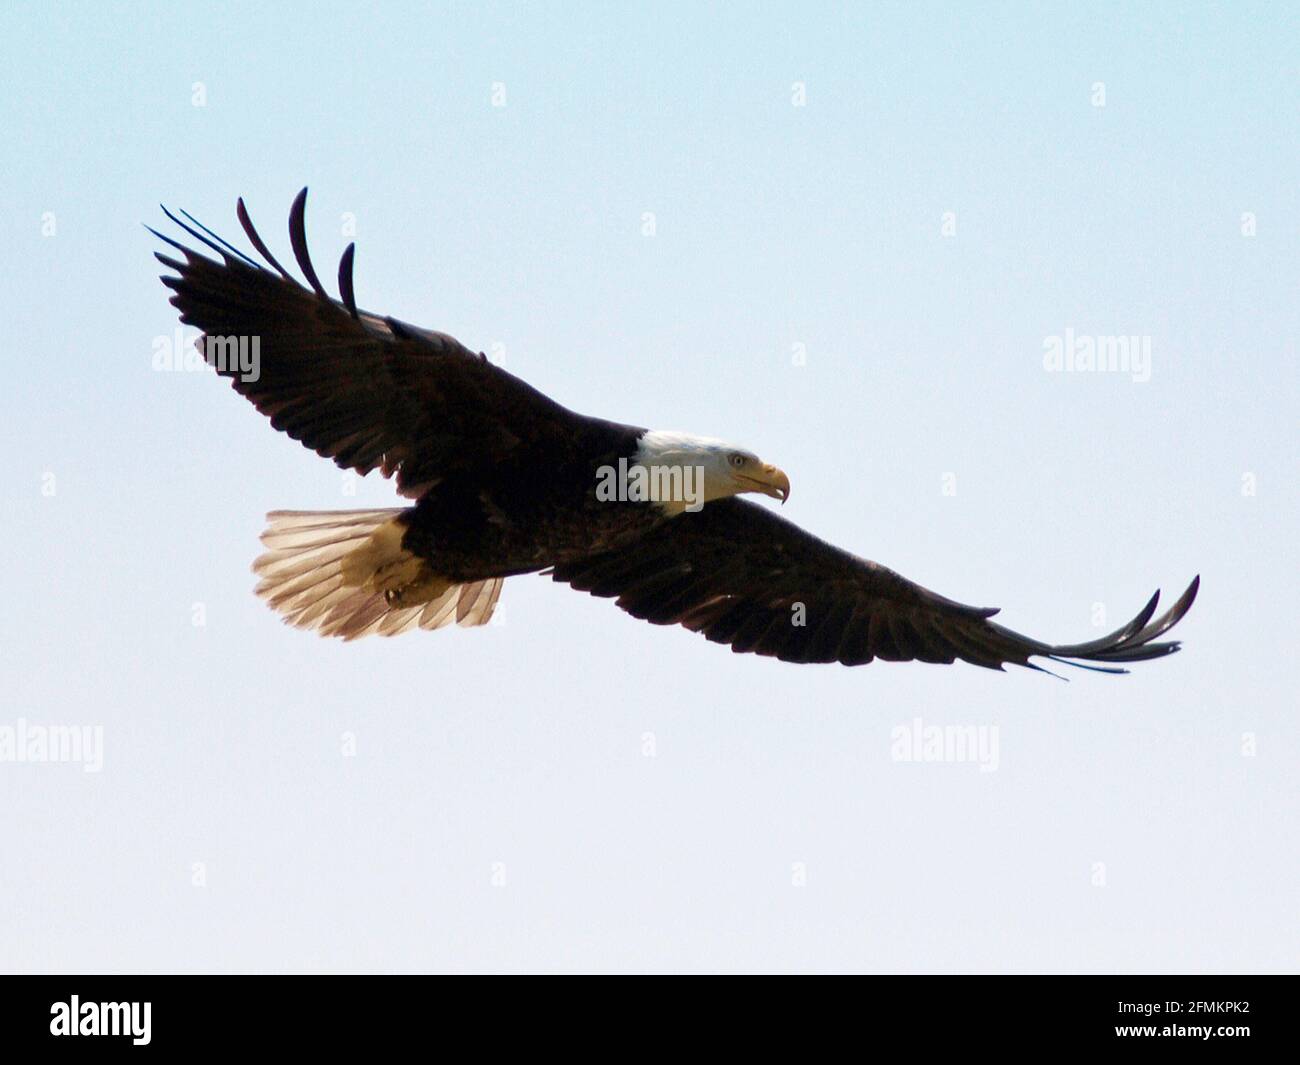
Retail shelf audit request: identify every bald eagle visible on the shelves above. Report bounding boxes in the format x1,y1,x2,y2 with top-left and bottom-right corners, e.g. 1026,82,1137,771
152,190,1198,674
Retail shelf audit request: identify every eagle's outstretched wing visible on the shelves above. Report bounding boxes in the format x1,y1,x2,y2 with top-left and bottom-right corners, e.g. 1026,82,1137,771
152,188,576,497
551,498,1199,673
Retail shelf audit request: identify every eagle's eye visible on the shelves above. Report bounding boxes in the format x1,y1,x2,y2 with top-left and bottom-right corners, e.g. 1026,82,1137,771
729,453,747,468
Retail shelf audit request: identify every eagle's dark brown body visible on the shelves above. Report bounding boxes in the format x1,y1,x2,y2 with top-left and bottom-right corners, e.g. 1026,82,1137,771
401,418,666,582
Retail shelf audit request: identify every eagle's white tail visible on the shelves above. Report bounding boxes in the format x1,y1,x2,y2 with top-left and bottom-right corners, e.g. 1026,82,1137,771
253,509,503,640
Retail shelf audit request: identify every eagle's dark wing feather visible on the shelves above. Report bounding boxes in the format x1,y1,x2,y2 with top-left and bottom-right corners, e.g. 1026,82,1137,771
152,188,576,497
551,498,1199,673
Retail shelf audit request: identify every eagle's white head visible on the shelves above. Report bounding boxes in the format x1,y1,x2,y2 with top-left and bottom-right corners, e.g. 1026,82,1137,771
633,430,790,514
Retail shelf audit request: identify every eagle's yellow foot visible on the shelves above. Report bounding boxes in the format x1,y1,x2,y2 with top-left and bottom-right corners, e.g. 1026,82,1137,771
382,569,453,607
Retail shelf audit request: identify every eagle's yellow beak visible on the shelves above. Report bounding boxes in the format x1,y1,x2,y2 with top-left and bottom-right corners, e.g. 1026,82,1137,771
735,463,791,504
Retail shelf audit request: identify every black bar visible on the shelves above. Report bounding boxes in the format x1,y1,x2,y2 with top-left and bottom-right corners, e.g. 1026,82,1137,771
0,975,1291,1052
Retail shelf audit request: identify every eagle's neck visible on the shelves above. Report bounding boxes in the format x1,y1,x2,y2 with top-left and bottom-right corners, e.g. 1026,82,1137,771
629,430,737,514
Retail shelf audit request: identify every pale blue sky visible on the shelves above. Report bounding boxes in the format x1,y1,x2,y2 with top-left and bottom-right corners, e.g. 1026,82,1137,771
2,1,1296,973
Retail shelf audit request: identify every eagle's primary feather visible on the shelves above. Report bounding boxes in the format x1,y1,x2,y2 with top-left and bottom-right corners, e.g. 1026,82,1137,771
153,189,1198,671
